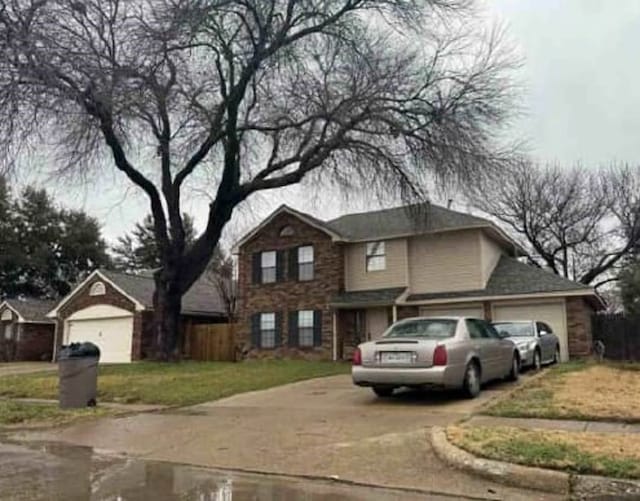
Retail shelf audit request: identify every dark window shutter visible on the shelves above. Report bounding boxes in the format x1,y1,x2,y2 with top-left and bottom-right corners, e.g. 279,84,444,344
275,311,283,346
276,250,286,282
251,313,261,348
288,311,299,347
288,247,299,281
313,310,323,347
252,253,261,284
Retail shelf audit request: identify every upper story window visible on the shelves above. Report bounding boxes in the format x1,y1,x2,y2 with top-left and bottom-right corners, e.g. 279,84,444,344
261,251,277,283
366,241,386,271
89,281,106,296
279,225,295,237
298,246,314,281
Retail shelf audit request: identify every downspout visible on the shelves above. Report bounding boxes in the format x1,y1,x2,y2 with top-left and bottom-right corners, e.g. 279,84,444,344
332,310,338,361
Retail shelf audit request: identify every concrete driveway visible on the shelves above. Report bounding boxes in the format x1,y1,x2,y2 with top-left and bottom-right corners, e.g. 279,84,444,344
12,374,558,500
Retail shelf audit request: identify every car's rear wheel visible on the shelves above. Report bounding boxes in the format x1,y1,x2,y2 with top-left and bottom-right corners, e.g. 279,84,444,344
372,386,394,398
506,353,520,382
533,349,542,371
553,345,561,364
463,362,481,399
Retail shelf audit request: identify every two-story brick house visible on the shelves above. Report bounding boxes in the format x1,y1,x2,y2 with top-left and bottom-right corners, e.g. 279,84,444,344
235,203,602,361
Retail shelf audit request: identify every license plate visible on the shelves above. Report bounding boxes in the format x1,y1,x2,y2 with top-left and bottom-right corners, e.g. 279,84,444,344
380,352,413,364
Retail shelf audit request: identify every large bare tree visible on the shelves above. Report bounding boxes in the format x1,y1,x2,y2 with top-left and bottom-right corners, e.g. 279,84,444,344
468,161,640,289
0,0,517,359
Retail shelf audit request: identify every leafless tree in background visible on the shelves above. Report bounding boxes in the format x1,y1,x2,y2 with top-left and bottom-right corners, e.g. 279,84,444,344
467,160,640,289
0,0,518,359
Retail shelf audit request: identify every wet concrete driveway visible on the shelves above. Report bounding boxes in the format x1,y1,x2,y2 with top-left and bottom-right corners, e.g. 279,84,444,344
0,441,462,500
8,374,560,500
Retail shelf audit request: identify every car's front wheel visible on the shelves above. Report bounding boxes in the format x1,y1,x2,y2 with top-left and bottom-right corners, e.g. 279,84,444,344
533,349,542,371
372,386,395,398
506,354,520,382
463,362,481,399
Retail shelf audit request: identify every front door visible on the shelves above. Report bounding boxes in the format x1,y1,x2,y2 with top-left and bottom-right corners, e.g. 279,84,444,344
366,307,390,340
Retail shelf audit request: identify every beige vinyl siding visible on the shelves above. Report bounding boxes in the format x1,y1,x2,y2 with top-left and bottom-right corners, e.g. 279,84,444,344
479,231,504,287
408,230,483,294
344,238,408,291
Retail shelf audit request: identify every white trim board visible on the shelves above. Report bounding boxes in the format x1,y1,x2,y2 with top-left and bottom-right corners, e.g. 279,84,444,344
47,270,146,318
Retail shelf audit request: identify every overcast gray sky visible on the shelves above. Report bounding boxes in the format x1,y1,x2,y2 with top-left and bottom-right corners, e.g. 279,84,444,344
22,0,640,245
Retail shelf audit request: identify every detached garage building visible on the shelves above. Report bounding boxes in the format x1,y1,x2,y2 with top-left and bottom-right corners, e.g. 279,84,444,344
48,270,227,363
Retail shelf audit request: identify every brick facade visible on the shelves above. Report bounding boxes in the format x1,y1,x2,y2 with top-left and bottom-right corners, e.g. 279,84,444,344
0,305,54,361
238,212,344,360
566,297,594,357
55,275,146,360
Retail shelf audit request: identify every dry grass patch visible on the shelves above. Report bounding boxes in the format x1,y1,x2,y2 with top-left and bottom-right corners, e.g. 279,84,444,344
486,362,640,422
552,365,640,421
448,424,640,479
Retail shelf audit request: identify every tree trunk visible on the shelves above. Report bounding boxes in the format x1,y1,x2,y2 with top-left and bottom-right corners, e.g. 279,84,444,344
153,271,183,361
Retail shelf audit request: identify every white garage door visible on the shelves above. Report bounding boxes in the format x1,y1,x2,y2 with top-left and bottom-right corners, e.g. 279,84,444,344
492,301,568,362
66,306,134,363
419,304,484,319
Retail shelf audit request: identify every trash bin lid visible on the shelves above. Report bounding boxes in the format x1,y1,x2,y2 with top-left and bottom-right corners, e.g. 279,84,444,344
57,342,101,360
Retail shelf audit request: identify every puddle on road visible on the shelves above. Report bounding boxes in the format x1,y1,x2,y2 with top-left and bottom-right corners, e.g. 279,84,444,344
0,441,432,501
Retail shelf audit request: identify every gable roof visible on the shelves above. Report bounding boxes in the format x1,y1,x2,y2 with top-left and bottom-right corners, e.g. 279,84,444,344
49,270,226,318
234,202,523,254
101,270,226,316
0,298,56,323
326,203,490,241
233,205,343,251
406,256,594,302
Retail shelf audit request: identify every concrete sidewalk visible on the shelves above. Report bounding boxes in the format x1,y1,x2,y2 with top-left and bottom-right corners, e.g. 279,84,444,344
466,415,640,433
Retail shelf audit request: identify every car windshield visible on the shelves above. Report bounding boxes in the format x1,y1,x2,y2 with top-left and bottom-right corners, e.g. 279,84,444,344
493,322,534,338
383,319,457,339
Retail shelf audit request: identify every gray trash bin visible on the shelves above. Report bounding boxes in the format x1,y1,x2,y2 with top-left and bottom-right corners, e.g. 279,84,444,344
57,342,100,409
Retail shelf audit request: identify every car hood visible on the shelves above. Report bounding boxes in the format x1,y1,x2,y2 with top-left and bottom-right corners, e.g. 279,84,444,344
511,337,536,347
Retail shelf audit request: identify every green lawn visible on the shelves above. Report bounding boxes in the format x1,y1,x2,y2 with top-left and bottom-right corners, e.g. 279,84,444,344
0,400,116,427
484,361,640,423
449,424,640,480
0,360,350,407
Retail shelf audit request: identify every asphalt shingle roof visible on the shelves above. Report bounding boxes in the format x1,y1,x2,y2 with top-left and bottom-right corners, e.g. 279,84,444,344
100,270,226,317
406,256,591,302
4,298,56,322
326,203,490,241
331,287,407,307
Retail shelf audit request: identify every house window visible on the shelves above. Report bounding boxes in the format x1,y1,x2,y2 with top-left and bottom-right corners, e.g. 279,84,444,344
279,225,295,237
366,241,386,271
298,310,315,347
298,246,314,281
260,312,276,348
261,251,276,283
89,281,106,296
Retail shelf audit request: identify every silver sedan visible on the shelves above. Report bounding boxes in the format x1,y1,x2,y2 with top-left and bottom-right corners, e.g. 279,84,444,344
352,317,520,398
492,320,561,371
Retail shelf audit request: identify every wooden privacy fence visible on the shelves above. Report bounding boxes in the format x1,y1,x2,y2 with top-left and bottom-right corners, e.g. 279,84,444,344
185,323,236,362
591,313,640,361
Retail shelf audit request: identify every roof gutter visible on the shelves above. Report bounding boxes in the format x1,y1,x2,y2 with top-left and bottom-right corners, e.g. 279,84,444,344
400,288,598,306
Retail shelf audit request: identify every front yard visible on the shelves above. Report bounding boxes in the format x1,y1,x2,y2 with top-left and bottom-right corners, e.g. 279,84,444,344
448,424,640,479
0,400,118,428
485,361,640,423
0,360,350,408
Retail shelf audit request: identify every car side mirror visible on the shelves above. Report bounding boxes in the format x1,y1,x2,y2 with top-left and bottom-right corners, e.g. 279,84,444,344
499,331,510,339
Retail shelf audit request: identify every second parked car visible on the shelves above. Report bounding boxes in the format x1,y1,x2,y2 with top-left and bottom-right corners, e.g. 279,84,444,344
492,320,561,371
352,317,520,399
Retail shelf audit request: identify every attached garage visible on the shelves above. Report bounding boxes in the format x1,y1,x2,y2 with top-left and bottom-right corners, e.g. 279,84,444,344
50,269,228,363
420,303,483,318
492,300,569,362
65,305,134,363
